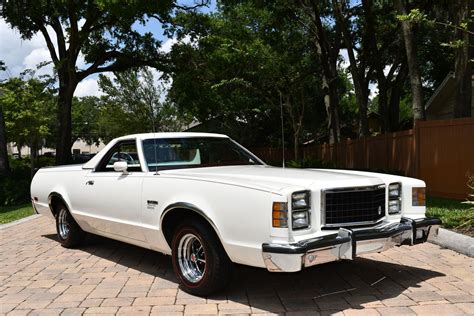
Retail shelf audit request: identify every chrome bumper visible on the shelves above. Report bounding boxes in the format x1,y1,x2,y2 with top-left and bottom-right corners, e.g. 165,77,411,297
262,217,441,272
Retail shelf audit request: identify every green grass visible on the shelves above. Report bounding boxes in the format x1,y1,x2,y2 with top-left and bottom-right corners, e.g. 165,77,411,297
0,204,35,224
426,197,473,233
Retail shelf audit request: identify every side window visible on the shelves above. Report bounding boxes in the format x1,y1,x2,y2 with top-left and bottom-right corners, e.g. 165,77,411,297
96,140,142,172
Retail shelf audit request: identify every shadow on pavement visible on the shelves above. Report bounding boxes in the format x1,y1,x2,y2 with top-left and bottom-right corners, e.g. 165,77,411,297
42,233,445,313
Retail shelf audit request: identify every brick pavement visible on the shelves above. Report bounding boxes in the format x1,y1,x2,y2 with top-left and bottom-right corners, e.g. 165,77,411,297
1,216,473,315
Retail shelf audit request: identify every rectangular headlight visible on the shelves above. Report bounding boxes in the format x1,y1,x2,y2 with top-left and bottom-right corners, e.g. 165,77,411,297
292,191,310,210
389,183,401,198
388,199,401,214
412,187,426,206
292,211,309,230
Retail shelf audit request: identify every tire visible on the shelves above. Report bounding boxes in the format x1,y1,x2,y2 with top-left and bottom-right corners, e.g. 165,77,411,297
171,219,233,296
55,203,86,248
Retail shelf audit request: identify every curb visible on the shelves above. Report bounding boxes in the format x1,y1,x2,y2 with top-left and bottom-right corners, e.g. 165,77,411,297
429,227,474,257
0,214,42,230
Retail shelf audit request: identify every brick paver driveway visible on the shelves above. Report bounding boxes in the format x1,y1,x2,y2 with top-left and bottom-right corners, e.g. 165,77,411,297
1,216,473,315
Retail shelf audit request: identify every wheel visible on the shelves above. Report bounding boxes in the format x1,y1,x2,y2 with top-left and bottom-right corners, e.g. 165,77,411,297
55,203,86,248
171,219,233,296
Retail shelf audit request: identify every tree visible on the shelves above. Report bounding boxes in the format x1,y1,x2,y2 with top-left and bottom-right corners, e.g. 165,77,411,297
332,0,369,137
395,0,425,121
451,0,472,117
0,60,10,175
1,0,209,165
169,1,328,157
97,68,189,142
295,0,342,144
0,77,55,176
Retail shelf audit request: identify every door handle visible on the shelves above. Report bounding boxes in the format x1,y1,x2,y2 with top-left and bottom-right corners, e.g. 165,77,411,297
86,180,94,185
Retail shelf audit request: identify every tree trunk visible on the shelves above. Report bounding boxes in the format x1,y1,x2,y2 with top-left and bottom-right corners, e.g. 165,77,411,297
17,144,22,159
55,75,77,165
453,0,472,118
0,106,10,175
30,137,38,179
395,0,425,121
362,0,389,133
389,62,408,131
333,0,369,138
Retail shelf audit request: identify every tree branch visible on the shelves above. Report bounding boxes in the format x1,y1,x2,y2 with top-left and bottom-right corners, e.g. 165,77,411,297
38,25,59,64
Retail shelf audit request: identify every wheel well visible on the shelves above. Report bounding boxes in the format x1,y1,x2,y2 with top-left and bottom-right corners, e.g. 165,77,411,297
161,208,219,249
49,194,65,216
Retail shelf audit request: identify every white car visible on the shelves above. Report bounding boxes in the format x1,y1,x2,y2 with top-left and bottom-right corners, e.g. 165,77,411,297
31,133,441,295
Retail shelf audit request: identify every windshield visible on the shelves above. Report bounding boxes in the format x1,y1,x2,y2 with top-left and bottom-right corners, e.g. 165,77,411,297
142,137,263,171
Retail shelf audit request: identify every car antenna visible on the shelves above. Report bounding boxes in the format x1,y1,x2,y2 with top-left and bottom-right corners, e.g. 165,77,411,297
279,91,285,169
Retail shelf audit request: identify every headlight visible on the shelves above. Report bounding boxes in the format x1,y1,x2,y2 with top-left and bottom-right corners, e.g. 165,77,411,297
412,187,426,206
389,183,401,198
388,182,402,214
292,211,309,229
388,199,401,214
292,191,310,210
291,191,310,230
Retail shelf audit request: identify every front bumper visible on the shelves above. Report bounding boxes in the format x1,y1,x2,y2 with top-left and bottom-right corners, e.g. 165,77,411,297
262,217,441,272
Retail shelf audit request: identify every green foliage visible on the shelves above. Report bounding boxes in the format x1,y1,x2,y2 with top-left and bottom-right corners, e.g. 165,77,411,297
286,158,336,169
71,96,101,146
0,157,54,206
97,68,191,142
426,197,473,234
0,77,54,151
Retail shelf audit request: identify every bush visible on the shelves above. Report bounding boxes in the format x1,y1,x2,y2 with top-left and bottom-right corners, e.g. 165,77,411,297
0,156,55,206
286,158,336,169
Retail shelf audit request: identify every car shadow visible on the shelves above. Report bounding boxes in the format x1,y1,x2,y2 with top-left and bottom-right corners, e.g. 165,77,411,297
42,233,445,313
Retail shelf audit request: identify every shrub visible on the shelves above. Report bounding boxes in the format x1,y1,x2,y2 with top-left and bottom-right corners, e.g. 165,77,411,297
0,156,55,206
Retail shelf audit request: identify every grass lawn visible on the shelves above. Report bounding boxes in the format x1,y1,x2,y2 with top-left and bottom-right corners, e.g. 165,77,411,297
426,196,473,237
0,204,35,225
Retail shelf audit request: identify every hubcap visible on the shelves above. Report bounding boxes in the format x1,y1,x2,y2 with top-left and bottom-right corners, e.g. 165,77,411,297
58,208,70,239
177,233,206,283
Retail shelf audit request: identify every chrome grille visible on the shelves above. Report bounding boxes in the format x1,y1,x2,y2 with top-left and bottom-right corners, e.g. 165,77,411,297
322,185,386,227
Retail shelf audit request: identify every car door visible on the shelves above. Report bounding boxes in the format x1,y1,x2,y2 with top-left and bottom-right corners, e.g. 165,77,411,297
81,138,146,242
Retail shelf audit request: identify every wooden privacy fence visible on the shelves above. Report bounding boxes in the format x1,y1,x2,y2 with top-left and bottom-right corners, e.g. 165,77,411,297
250,117,474,200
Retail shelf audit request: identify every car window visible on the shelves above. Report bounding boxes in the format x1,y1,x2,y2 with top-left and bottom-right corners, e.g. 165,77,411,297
96,140,142,172
142,137,262,171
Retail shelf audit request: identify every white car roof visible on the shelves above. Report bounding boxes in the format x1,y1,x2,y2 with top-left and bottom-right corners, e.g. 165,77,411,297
117,132,228,141
82,132,229,170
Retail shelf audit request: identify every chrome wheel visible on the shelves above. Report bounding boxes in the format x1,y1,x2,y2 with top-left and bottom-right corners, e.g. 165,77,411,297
58,208,70,239
177,233,206,283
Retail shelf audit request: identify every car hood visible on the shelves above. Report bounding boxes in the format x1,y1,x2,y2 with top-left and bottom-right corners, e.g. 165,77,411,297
161,165,386,192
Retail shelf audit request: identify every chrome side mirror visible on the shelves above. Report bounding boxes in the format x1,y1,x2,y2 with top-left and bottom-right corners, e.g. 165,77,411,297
113,161,128,174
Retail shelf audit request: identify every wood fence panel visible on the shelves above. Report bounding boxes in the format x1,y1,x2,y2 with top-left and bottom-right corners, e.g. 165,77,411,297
250,117,474,199
417,118,474,200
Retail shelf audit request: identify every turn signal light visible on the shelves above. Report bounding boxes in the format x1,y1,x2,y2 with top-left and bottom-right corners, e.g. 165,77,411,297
272,202,288,228
412,187,426,206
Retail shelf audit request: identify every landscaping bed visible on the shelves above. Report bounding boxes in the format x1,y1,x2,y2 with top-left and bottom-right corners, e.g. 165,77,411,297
0,204,34,225
427,196,473,237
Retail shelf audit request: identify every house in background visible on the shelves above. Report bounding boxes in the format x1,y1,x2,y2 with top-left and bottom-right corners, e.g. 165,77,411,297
425,72,474,120
7,139,105,158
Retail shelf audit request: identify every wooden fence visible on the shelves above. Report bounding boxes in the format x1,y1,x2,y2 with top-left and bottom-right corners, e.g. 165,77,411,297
250,117,474,200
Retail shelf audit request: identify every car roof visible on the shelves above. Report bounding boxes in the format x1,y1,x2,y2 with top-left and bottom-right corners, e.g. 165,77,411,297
116,132,228,141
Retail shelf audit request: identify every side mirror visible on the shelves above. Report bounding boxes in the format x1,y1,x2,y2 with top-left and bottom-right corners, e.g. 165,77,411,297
113,161,128,174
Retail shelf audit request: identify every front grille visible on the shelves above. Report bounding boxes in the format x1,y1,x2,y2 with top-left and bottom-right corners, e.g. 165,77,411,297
323,185,386,227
